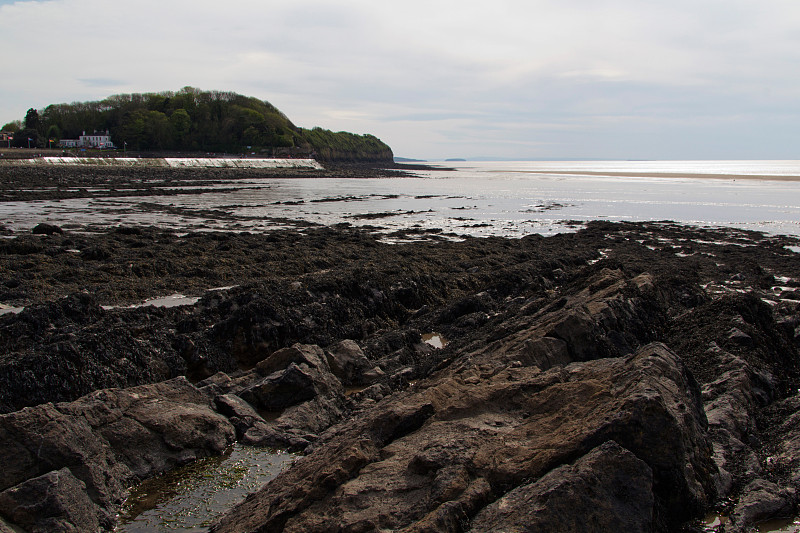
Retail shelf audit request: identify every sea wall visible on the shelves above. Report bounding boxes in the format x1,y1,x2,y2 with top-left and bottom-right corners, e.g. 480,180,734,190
9,157,324,169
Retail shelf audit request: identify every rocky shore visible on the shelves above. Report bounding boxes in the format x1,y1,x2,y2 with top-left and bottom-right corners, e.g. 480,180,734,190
1,197,800,530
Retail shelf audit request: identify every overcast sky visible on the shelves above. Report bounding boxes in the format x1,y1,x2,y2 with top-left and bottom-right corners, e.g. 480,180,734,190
2,0,799,160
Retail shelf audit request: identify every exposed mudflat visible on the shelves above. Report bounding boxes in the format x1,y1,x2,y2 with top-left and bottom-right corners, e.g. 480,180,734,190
1,162,800,532
0,160,424,202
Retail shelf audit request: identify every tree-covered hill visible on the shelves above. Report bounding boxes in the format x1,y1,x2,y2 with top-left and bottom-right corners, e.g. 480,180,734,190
1,87,393,162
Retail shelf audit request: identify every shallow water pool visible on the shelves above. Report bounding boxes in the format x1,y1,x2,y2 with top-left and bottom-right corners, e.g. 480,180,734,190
115,444,295,532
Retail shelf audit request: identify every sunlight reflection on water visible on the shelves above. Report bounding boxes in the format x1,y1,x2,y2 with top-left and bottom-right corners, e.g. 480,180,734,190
3,161,800,237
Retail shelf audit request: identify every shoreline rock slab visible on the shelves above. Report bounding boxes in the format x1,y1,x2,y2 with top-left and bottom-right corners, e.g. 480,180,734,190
470,441,654,533
0,467,99,533
211,343,716,532
0,377,235,531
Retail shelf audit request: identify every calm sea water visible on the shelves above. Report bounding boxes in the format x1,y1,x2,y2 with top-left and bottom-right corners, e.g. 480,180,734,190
2,160,800,237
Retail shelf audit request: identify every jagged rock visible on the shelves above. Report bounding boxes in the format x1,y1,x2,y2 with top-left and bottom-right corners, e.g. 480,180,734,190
31,222,63,235
0,402,128,509
724,479,797,533
544,307,600,361
3,221,800,531
214,392,261,420
240,363,319,411
197,371,237,397
728,327,754,346
214,393,267,439
362,365,386,383
271,380,348,437
59,377,235,480
350,382,392,404
766,394,800,487
0,377,235,531
450,269,662,375
212,392,312,450
218,343,350,439
256,343,330,376
470,441,654,533
241,423,311,451
325,339,376,385
515,335,571,370
211,343,716,533
0,468,101,533
702,349,777,497
201,342,352,444
212,401,437,533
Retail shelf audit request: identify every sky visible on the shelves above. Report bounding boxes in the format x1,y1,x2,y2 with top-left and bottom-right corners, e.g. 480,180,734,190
1,0,800,160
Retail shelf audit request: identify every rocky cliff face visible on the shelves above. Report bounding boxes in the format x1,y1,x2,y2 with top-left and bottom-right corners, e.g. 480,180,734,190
0,221,799,532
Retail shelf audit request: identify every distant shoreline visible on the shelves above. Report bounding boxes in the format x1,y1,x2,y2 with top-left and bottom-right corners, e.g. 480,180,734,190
509,169,800,181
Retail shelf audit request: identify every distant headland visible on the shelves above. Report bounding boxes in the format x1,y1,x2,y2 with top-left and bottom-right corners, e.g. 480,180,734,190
0,87,393,163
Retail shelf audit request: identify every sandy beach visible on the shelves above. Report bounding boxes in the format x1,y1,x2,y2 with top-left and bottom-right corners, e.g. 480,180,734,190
510,169,800,181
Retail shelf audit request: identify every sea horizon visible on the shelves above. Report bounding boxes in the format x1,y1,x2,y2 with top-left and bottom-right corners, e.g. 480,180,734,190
2,159,799,238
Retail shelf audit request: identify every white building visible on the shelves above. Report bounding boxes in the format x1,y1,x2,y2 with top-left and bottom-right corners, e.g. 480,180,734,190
59,130,115,149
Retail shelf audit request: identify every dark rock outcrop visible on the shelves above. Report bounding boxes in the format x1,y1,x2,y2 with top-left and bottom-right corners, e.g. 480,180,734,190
0,377,235,531
211,344,716,533
0,468,99,533
470,441,655,533
325,339,380,385
724,479,796,533
31,222,62,235
198,343,349,449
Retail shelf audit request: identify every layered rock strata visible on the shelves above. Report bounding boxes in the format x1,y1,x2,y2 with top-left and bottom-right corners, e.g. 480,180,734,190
211,343,714,533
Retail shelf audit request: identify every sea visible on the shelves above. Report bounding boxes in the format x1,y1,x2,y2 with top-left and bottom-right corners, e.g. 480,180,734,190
2,159,800,238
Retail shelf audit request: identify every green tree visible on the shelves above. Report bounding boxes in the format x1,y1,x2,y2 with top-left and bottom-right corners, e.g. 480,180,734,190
124,110,170,150
121,111,144,150
241,126,262,147
13,128,40,148
46,124,62,145
1,121,21,133
148,111,171,149
169,108,192,147
24,108,40,132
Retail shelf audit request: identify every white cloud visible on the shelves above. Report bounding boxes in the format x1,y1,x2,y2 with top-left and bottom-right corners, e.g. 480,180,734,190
2,0,800,158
